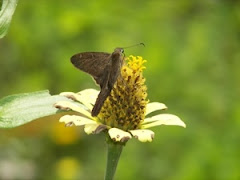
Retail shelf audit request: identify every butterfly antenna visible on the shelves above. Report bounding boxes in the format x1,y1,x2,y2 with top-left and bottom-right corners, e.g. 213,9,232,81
122,43,145,49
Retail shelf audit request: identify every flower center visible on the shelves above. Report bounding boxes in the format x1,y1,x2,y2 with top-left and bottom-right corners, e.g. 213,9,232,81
97,56,148,131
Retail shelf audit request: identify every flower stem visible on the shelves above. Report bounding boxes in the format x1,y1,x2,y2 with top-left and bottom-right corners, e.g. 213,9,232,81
104,139,123,180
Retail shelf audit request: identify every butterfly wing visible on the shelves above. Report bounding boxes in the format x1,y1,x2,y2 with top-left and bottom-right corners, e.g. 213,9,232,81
91,86,111,116
71,52,111,85
70,50,124,117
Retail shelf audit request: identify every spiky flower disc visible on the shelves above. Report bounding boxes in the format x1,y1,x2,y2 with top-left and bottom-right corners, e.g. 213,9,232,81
98,55,148,131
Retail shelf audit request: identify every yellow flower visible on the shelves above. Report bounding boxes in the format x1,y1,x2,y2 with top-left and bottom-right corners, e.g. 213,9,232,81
55,157,81,179
54,56,186,143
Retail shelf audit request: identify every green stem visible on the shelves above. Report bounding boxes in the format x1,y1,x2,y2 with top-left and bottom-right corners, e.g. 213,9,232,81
104,140,124,180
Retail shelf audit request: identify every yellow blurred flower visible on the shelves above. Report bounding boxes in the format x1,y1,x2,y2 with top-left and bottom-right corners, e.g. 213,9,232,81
54,56,186,143
56,157,81,180
50,121,80,145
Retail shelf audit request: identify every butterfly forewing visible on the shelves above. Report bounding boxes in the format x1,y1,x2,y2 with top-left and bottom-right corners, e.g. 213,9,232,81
71,52,111,79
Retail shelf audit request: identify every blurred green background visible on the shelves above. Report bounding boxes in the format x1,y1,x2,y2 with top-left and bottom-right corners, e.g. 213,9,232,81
1,0,240,179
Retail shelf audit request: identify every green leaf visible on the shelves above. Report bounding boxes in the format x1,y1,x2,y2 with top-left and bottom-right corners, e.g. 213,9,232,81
0,90,71,128
0,0,18,38
0,1,3,11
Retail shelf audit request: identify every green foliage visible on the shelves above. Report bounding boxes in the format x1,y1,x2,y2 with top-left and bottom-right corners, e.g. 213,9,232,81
0,0,18,38
0,90,70,128
0,1,240,180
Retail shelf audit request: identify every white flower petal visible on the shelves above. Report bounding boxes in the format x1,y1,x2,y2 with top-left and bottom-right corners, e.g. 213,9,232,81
60,92,93,110
77,89,99,105
60,92,78,99
60,89,99,111
141,114,186,129
55,101,92,119
84,124,99,134
108,128,132,142
84,124,108,134
60,115,97,126
130,129,154,142
146,102,167,116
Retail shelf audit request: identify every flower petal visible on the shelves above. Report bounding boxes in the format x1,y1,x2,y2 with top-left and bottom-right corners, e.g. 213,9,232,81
54,101,92,119
60,92,92,110
60,115,97,126
60,92,78,100
145,102,167,116
130,129,154,142
84,124,108,134
141,114,186,129
108,128,132,142
77,89,99,105
60,89,99,111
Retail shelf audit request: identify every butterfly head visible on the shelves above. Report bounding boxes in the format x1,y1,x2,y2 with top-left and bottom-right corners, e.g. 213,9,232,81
113,48,125,59
114,48,124,53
